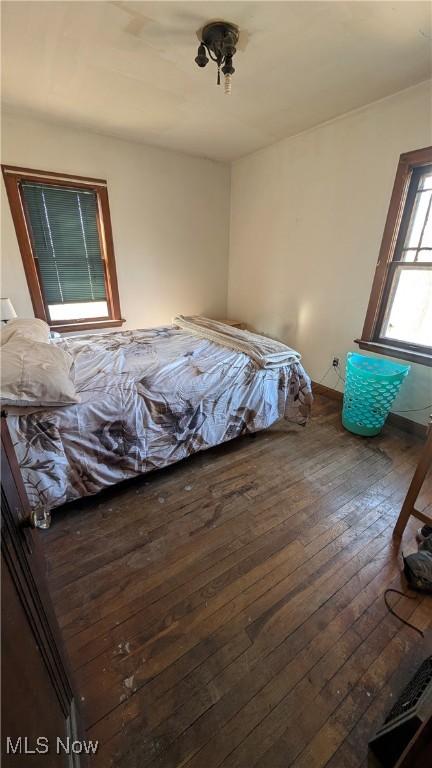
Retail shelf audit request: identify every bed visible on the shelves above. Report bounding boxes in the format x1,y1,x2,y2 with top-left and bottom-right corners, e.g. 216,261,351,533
5,320,313,524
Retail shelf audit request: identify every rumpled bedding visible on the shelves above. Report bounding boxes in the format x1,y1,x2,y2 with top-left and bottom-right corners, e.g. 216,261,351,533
6,324,313,515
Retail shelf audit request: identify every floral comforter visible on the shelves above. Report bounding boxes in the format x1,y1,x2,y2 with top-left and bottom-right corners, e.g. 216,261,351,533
6,325,313,515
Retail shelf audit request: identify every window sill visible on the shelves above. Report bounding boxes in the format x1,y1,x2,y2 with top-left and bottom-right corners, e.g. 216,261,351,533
355,339,432,368
51,318,126,334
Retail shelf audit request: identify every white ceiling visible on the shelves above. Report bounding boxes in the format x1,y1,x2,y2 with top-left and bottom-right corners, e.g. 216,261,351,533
2,1,431,162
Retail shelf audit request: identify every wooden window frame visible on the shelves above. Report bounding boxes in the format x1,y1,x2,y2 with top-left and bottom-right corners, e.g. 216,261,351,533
356,146,432,368
2,165,124,333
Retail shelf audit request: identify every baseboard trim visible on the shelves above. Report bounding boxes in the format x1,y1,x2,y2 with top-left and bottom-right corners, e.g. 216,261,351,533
313,381,343,402
312,381,428,439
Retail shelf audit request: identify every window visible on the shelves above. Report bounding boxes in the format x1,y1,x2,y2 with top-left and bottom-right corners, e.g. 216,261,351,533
2,166,123,332
357,147,432,366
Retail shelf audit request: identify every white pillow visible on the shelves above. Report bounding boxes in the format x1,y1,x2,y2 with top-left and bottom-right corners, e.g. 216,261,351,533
1,337,80,407
1,317,50,346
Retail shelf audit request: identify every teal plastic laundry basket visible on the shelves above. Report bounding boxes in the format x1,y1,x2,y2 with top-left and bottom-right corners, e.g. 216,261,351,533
342,353,410,436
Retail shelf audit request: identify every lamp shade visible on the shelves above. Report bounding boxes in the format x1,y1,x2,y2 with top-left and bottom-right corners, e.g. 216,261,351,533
1,298,17,321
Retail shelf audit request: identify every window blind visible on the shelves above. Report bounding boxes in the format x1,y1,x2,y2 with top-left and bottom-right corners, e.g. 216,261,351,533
21,182,107,305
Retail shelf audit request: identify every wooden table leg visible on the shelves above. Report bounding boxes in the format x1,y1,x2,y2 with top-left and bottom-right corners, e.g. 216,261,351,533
393,424,432,539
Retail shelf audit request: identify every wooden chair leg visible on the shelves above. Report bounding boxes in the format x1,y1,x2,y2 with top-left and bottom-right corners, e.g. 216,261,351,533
393,426,432,539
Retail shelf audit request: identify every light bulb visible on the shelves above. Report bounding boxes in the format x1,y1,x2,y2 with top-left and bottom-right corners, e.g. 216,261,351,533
224,73,232,95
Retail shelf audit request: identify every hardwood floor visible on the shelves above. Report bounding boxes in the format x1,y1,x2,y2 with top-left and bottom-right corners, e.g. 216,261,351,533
42,395,432,767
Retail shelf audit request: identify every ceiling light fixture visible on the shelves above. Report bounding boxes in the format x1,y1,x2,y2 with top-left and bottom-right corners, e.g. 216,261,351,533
195,21,239,95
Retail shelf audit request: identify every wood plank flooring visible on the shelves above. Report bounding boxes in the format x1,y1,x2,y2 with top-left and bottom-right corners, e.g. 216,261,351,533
42,395,432,767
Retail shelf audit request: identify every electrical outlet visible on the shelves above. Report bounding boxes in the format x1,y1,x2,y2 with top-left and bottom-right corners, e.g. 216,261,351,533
332,357,339,368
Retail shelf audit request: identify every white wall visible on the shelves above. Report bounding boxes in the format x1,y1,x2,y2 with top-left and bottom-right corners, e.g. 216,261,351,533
1,113,230,328
2,85,432,425
228,82,432,424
